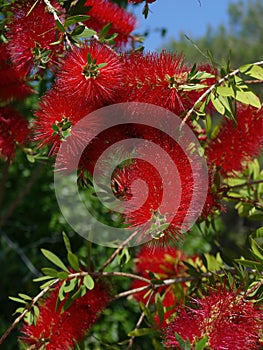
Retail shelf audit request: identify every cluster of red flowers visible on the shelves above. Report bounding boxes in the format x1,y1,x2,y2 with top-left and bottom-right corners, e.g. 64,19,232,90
131,246,199,325
21,279,110,350
162,287,263,350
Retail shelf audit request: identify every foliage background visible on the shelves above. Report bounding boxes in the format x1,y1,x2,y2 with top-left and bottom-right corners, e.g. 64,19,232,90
0,1,263,349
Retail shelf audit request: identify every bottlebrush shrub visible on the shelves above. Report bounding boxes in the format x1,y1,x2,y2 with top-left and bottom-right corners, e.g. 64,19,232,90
0,107,29,160
162,287,263,350
20,280,110,350
1,0,263,349
6,0,63,76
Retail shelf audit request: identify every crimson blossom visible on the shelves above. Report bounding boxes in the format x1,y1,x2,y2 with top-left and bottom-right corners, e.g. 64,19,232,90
21,281,110,350
131,246,187,325
0,107,29,160
6,0,63,76
206,104,263,176
0,44,33,102
119,52,216,117
56,42,124,109
163,287,263,350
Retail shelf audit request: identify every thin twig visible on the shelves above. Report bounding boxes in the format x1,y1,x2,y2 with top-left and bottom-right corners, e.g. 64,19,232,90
114,285,151,300
127,290,155,350
181,60,263,127
0,279,59,345
1,231,41,276
42,0,73,49
219,179,263,193
99,230,139,272
224,195,263,209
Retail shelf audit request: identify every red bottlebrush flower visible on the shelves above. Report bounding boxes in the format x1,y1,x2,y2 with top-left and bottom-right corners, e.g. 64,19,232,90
84,0,137,46
56,42,124,108
6,0,63,76
111,126,208,243
119,52,216,117
0,107,29,160
34,88,93,154
163,288,263,349
131,245,186,302
0,44,33,102
206,105,263,176
21,281,110,350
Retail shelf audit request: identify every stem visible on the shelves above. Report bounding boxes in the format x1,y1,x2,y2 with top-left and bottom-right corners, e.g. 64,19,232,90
219,179,263,193
181,60,263,127
99,230,139,272
224,195,263,209
114,285,151,299
0,279,59,346
127,290,155,350
42,0,73,49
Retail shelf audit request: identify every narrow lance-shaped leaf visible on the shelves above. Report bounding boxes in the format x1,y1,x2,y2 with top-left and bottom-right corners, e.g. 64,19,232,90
41,249,69,272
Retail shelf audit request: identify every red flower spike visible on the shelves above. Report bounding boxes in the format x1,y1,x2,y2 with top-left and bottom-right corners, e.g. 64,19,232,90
206,104,263,176
163,288,263,350
0,44,33,102
34,88,93,155
0,107,29,160
119,52,216,117
111,126,209,243
131,246,187,324
56,42,124,108
21,281,110,350
84,0,137,46
6,0,63,76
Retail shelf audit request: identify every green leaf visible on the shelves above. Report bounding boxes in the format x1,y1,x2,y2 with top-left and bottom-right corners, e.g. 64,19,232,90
9,296,26,304
26,154,35,163
210,92,225,115
195,337,208,350
62,232,72,253
175,333,190,350
55,20,65,33
71,25,85,36
83,274,94,290
57,271,69,279
74,27,96,38
18,293,32,301
235,90,261,108
63,278,78,293
99,23,112,39
40,278,58,290
64,15,90,27
67,252,80,271
240,63,263,80
41,249,69,272
33,275,54,283
139,302,155,325
41,267,59,277
216,86,235,97
128,328,155,337
155,294,164,324
235,258,262,269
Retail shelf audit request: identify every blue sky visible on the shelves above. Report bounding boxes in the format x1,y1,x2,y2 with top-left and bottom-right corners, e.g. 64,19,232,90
129,0,239,51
